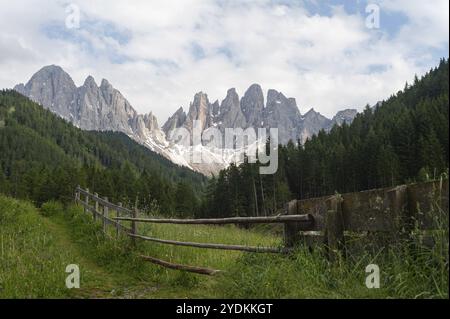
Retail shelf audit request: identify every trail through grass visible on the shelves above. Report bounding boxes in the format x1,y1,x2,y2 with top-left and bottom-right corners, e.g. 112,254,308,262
1,195,448,299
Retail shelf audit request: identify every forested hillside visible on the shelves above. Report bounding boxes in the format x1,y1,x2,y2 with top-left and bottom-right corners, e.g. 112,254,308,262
0,91,205,215
201,58,449,218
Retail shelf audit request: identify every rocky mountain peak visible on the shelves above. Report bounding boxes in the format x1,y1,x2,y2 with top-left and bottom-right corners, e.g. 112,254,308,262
217,87,246,130
100,78,113,90
143,112,160,131
15,65,360,176
264,89,302,144
83,75,97,88
184,92,211,132
221,88,240,110
304,107,315,115
31,65,69,80
211,100,220,117
14,64,166,149
303,108,330,125
162,107,186,136
241,83,264,127
332,109,358,125
14,65,77,120
266,89,282,106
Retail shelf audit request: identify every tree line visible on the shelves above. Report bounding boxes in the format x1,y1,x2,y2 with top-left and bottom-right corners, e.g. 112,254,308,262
0,90,205,216
200,58,449,218
1,59,448,219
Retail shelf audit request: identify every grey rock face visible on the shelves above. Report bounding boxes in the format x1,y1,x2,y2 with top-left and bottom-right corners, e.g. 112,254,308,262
184,92,213,133
163,85,359,147
16,65,359,176
263,89,302,144
297,108,332,143
330,109,358,127
14,65,77,121
241,84,264,128
14,64,167,153
162,107,186,135
216,88,246,132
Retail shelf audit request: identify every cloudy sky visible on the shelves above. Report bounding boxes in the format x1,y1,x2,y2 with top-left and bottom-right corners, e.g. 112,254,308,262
0,0,448,122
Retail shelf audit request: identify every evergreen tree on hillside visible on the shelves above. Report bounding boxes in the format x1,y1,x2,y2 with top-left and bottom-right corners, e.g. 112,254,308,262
202,59,449,218
0,90,204,215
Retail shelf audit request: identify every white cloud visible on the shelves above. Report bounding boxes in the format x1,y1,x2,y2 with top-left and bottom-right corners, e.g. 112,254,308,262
0,0,448,123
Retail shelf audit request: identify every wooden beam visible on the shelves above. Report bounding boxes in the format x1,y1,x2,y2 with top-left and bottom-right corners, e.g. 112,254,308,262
139,255,221,276
129,233,289,253
103,197,109,233
76,187,132,215
114,214,313,225
325,195,344,261
76,199,132,234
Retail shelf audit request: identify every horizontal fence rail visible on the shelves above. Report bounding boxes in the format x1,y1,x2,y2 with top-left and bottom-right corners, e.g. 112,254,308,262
74,179,448,275
74,185,304,275
75,198,132,234
129,233,289,254
114,214,313,225
77,187,132,215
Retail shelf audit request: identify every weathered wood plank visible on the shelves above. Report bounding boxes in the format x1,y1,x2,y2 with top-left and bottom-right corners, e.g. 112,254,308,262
407,179,449,230
94,193,99,221
103,197,109,233
114,214,313,225
139,255,221,276
325,195,345,261
84,188,89,214
76,187,132,215
129,233,289,253
76,199,132,233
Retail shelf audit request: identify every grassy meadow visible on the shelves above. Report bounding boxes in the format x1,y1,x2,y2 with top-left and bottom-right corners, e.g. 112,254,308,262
0,194,448,299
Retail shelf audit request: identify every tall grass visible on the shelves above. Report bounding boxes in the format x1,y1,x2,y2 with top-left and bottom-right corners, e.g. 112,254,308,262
84,205,448,298
0,196,77,298
1,194,447,299
213,198,449,299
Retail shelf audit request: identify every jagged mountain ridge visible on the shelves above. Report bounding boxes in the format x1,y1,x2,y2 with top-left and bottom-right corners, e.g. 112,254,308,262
162,85,357,145
14,65,357,175
14,65,171,155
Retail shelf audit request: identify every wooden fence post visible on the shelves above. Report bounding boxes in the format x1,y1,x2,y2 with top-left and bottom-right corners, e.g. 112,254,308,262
103,197,109,234
325,195,344,262
131,198,138,246
75,185,80,202
84,188,89,214
386,185,408,241
94,193,99,221
283,200,299,248
116,202,122,238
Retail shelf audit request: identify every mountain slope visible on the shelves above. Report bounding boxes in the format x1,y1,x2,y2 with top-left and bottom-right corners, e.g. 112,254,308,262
0,90,205,213
201,58,449,218
15,66,357,175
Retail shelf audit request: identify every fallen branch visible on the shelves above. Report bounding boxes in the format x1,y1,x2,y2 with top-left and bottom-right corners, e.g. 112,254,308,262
139,255,221,276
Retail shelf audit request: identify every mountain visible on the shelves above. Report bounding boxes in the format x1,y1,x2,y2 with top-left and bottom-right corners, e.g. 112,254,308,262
14,65,168,147
0,90,205,215
162,85,357,146
15,65,357,175
201,58,449,218
14,65,195,169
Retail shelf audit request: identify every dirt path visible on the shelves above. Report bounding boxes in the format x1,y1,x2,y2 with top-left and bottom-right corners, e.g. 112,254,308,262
41,215,161,298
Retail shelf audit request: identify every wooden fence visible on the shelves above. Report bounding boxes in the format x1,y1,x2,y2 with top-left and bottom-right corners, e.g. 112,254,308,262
74,186,313,274
74,179,448,274
284,179,449,259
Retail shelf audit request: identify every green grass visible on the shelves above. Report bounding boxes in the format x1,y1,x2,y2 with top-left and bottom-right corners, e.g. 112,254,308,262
0,194,448,299
0,196,95,298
